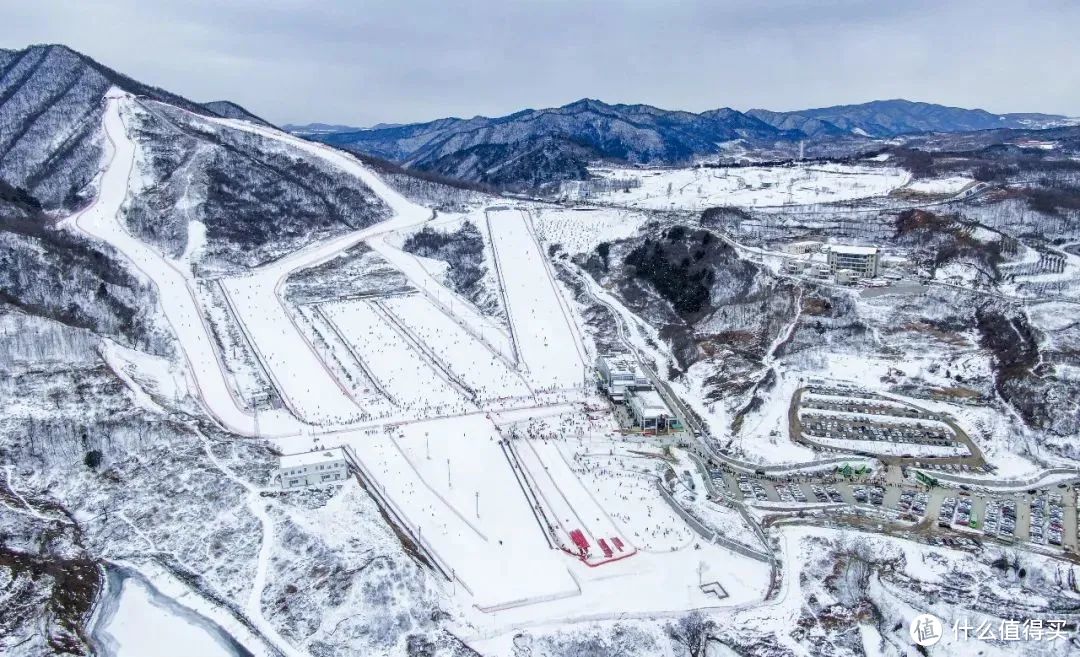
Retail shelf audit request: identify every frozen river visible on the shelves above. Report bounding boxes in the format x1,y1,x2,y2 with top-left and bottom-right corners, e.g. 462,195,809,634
92,568,251,657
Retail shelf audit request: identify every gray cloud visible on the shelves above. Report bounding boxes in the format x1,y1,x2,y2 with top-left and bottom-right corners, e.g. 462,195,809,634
2,0,1077,126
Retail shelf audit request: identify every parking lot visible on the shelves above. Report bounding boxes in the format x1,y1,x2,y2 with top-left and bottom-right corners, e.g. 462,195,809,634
801,415,957,448
789,385,983,466
709,468,1080,556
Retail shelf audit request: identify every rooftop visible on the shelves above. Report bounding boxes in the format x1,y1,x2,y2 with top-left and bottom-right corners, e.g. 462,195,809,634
278,448,345,469
629,389,669,417
828,245,880,256
598,353,640,374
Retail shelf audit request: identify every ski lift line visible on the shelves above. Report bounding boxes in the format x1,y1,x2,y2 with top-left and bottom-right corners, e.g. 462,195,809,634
368,298,479,404
484,210,526,370
211,278,288,415
261,266,373,420
371,234,521,370
294,304,380,410
517,437,598,547
311,304,396,405
505,438,573,548
342,446,463,588
220,279,344,423
497,439,556,549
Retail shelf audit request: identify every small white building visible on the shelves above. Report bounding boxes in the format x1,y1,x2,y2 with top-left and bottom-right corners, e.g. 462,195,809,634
785,240,823,255
834,268,858,285
626,388,672,433
273,448,349,490
595,354,650,401
826,245,881,278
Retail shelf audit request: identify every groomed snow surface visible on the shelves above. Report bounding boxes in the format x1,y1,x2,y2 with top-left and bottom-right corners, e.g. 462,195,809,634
336,411,769,636
75,90,840,653
487,208,587,390
566,163,910,210
68,91,303,438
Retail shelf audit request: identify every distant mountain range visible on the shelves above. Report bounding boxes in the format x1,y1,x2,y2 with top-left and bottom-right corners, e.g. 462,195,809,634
0,41,1071,198
290,98,1069,189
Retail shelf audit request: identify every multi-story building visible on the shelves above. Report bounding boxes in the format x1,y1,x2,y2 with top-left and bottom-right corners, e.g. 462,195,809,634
784,240,823,255
626,388,673,433
826,245,881,278
595,354,650,401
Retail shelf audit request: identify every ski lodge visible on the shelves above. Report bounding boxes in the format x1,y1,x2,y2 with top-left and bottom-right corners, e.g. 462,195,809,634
626,388,673,433
273,448,349,490
595,354,650,401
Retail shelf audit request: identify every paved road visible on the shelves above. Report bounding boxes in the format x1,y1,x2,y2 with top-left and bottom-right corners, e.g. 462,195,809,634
712,464,1080,557
560,235,1080,567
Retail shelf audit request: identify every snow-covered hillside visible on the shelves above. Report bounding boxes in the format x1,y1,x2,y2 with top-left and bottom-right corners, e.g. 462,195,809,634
3,42,1080,657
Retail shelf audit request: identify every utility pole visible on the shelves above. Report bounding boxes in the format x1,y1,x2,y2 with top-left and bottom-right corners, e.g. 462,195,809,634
447,458,452,489
475,491,480,519
426,432,430,459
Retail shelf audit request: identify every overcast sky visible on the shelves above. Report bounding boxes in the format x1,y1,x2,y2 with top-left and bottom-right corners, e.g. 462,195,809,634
3,0,1078,126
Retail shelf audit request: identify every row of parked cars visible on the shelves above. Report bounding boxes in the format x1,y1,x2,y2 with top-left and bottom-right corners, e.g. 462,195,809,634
736,473,770,501
1030,492,1064,546
852,485,885,505
802,417,953,447
801,398,931,420
896,490,929,521
774,483,808,503
810,484,844,503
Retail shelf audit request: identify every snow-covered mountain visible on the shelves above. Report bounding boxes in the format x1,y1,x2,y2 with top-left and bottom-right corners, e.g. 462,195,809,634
747,98,1067,139
0,43,395,269
3,39,1080,657
0,44,465,657
298,98,1067,189
308,98,797,188
0,44,212,209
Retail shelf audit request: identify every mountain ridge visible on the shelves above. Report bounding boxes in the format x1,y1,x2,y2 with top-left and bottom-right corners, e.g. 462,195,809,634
0,43,272,209
295,96,1068,189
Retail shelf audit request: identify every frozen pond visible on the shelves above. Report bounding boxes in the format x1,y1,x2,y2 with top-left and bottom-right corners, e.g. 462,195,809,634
93,568,251,657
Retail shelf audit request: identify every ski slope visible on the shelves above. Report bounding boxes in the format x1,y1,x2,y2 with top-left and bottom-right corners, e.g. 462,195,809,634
321,300,469,414
367,235,517,364
340,417,581,611
512,438,631,565
486,208,586,390
68,90,300,437
379,294,532,402
219,274,363,425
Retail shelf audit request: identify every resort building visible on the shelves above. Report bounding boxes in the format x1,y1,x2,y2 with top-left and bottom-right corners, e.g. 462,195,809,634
826,245,881,278
626,388,673,433
273,448,349,490
595,354,650,401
